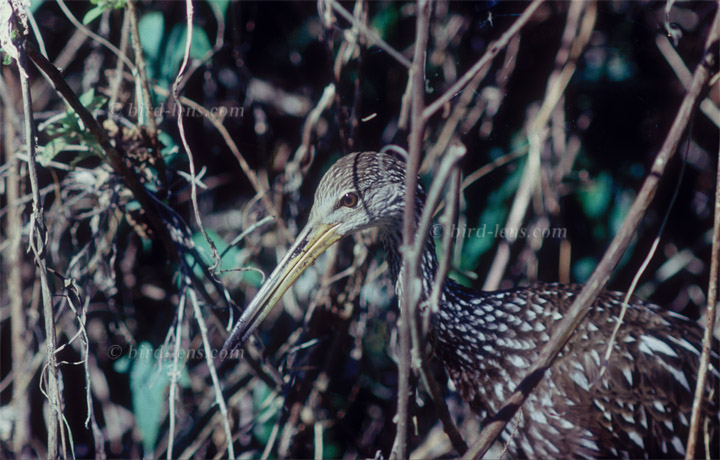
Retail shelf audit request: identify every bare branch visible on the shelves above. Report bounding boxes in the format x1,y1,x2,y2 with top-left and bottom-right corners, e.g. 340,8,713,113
464,6,720,457
686,85,720,457
423,0,546,121
392,1,431,458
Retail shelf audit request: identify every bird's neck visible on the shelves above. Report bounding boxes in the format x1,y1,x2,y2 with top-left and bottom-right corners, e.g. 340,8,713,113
381,224,441,310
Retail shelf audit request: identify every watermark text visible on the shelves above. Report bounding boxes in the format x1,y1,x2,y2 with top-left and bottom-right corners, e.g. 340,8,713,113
432,223,567,240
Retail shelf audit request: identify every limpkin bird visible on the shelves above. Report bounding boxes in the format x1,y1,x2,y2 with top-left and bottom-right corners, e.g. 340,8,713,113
223,151,719,458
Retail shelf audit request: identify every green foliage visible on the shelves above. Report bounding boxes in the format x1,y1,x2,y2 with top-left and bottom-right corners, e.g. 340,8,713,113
138,12,212,88
138,11,165,67
39,89,107,166
83,0,127,25
113,342,190,455
252,381,280,445
578,171,612,220
187,229,263,287
370,3,399,39
158,130,180,164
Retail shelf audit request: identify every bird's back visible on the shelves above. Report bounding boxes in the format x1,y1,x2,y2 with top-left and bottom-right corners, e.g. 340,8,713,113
431,282,719,458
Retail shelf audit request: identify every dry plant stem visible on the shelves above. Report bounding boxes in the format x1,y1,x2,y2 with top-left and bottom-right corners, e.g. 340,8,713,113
423,0,545,121
64,291,106,458
686,139,720,456
25,42,177,258
482,128,540,291
420,161,468,454
15,31,61,460
464,8,719,459
56,0,136,74
392,1,430,458
152,84,291,241
172,0,221,272
656,35,720,128
483,0,595,291
425,68,486,169
407,148,466,452
126,0,166,189
167,292,187,460
291,83,336,170
4,69,29,456
328,0,412,69
127,0,157,140
108,11,130,114
187,285,235,459
433,148,526,218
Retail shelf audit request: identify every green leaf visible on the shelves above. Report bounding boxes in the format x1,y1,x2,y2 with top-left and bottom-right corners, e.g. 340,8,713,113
127,342,187,455
138,11,165,77
82,6,104,25
578,171,612,219
40,138,69,166
163,24,212,84
187,229,247,281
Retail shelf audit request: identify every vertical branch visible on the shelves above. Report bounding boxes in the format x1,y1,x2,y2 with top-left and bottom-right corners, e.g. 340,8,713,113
126,0,167,191
166,292,186,460
172,0,221,271
686,136,720,457
392,1,430,458
12,11,62,459
4,68,29,456
417,146,467,454
187,285,235,458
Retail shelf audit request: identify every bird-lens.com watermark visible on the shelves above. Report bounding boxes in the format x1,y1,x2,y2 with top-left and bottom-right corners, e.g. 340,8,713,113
432,223,567,240
109,102,244,119
107,343,243,361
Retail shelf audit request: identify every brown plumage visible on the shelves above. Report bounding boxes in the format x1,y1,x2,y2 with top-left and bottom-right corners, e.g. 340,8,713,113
223,151,719,458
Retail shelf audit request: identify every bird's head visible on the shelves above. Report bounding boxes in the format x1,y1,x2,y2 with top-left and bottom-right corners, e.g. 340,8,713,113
222,152,409,353
308,151,408,236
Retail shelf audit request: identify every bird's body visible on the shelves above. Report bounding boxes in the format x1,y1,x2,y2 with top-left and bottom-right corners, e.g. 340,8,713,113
224,151,719,458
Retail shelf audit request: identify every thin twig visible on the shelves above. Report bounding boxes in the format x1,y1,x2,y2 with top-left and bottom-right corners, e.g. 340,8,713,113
463,7,719,457
392,1,430,458
686,111,720,457
423,0,545,121
328,0,412,69
187,284,235,459
126,0,166,190
25,41,177,258
152,84,292,241
483,0,595,291
166,291,186,460
172,0,221,272
12,9,62,458
420,147,468,454
656,35,720,128
107,10,129,114
55,0,137,74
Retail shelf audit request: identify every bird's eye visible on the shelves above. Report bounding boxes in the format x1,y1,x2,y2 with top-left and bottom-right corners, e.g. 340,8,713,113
340,192,359,208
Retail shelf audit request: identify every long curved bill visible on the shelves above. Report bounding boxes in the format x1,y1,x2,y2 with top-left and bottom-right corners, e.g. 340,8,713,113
221,222,342,355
